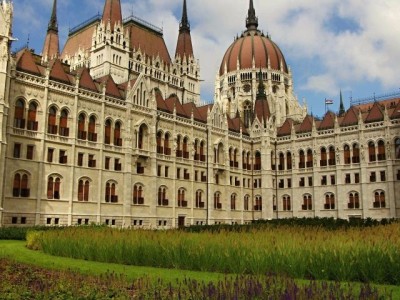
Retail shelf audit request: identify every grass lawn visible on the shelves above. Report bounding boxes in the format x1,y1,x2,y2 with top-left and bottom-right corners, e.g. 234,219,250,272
0,240,398,298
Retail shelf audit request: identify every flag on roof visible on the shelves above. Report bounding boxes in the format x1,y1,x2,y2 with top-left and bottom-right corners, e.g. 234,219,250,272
325,99,334,105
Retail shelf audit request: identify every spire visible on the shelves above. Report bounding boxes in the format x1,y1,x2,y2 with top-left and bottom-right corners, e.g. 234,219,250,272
256,68,266,100
246,0,258,31
42,0,59,62
179,0,190,33
48,0,58,33
102,0,122,31
339,90,345,115
175,0,194,60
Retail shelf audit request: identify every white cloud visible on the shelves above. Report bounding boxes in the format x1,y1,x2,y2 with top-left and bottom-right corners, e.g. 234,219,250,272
12,0,400,106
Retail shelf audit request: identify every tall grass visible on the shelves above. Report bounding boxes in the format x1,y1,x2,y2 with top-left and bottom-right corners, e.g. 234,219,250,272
28,224,400,285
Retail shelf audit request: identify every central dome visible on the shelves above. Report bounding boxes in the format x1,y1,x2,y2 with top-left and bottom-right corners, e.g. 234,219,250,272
219,31,288,76
219,1,288,76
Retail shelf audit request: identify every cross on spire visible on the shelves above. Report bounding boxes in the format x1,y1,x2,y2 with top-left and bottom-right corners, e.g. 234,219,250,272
48,0,58,33
246,0,258,31
179,0,190,33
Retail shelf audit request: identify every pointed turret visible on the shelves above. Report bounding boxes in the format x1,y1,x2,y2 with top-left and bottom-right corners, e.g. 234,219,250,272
339,90,345,116
256,69,266,100
254,69,270,127
246,0,258,31
42,0,59,62
102,0,122,32
175,0,194,60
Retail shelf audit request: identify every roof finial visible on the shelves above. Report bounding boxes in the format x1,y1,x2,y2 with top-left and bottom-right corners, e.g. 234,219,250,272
246,0,258,31
339,90,345,115
48,0,58,33
256,68,266,100
179,0,190,33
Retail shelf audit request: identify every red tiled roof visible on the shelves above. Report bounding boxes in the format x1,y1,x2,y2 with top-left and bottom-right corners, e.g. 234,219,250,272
155,89,170,112
278,118,293,137
16,49,42,75
175,31,193,61
126,22,171,64
297,115,313,133
197,104,213,122
77,68,98,92
165,95,188,117
254,99,271,123
182,102,205,123
42,31,59,60
96,75,123,99
227,116,247,134
102,0,122,31
390,100,400,119
61,22,98,58
364,102,384,123
340,106,359,127
49,59,70,84
319,111,335,130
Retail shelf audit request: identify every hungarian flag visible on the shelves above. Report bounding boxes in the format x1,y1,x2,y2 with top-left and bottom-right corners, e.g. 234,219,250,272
325,99,334,105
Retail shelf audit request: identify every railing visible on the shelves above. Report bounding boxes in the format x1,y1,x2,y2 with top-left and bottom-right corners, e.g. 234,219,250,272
69,13,101,35
123,14,163,34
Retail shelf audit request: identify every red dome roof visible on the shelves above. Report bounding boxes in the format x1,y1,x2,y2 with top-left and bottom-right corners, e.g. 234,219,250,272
219,30,288,76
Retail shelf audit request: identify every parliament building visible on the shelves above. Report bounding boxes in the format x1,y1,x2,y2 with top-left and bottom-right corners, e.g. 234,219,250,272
0,0,399,227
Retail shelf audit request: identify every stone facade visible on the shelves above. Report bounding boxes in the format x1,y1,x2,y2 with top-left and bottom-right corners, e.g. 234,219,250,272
0,0,399,227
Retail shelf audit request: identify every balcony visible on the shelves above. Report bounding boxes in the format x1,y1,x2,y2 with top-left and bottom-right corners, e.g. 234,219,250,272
14,118,26,129
377,154,386,161
114,138,123,147
352,157,360,164
88,160,96,168
176,150,183,158
302,204,312,210
59,127,69,137
320,160,327,167
78,131,87,140
299,162,305,169
164,148,171,155
47,125,58,135
88,132,97,142
328,159,336,166
373,201,385,208
137,167,144,174
183,151,190,159
157,146,164,154
306,161,313,168
348,203,360,209
178,200,188,208
27,121,38,131
200,155,206,162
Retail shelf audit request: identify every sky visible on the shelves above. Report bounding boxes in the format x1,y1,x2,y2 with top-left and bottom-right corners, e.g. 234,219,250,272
11,0,400,118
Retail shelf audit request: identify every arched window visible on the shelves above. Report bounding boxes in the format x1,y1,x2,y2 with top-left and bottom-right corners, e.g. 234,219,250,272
200,141,206,162
233,149,238,168
14,99,26,128
88,116,97,142
283,195,291,211
13,173,30,198
138,124,148,150
105,181,117,203
299,150,305,169
78,179,90,201
320,147,327,166
302,194,312,210
243,101,252,128
254,196,262,211
47,107,57,134
287,152,292,170
324,193,335,210
195,190,204,208
229,148,234,167
254,151,261,171
352,144,360,164
278,153,284,170
178,188,187,207
158,186,168,206
348,192,360,209
373,191,386,208
47,176,61,199
328,146,336,166
214,192,221,209
344,145,351,165
27,102,38,131
164,133,170,155
377,140,386,161
368,141,376,162
215,143,223,164
114,122,122,146
104,120,112,144
395,138,400,159
307,149,313,168
244,195,249,211
78,114,86,140
183,137,189,159
176,136,182,157
59,109,69,136
230,194,236,210
133,184,144,205
156,131,163,154
271,151,276,170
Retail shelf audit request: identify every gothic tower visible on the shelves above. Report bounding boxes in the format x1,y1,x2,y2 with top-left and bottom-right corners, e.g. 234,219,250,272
173,0,201,104
90,0,130,84
0,0,13,225
41,0,60,63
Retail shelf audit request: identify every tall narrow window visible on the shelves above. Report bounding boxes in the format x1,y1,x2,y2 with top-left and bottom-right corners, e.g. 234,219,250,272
278,153,284,170
133,184,144,205
59,109,69,136
344,145,351,164
104,120,112,144
156,132,163,154
26,145,34,160
348,192,360,209
78,114,86,140
328,146,336,166
244,195,249,211
214,192,221,209
369,142,376,162
299,150,305,169
48,107,57,134
230,194,236,210
105,182,118,203
196,190,204,208
287,152,292,170
27,102,38,131
47,148,54,163
138,124,147,149
377,140,386,161
13,174,21,197
114,122,122,146
243,101,252,128
254,196,262,211
307,149,313,168
395,138,400,159
320,148,327,166
183,137,189,159
13,143,21,158
254,152,261,171
47,176,61,199
324,193,335,210
302,194,312,210
164,133,170,155
352,144,360,163
14,99,25,129
283,196,291,211
88,116,97,142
